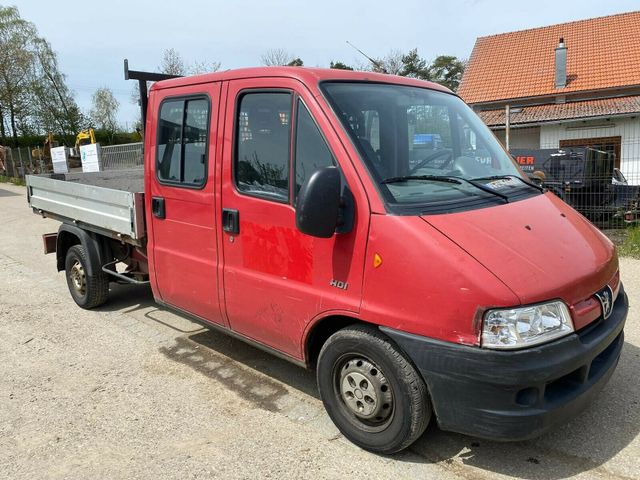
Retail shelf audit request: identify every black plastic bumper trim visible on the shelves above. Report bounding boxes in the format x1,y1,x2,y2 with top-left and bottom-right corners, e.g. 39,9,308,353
381,286,628,441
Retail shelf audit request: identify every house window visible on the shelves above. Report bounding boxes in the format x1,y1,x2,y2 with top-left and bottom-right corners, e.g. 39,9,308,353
559,136,622,168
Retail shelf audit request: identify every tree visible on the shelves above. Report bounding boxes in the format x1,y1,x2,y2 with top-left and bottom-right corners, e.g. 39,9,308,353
261,48,295,66
0,6,36,145
190,60,221,75
400,49,431,80
159,48,186,76
369,49,404,75
0,6,82,146
31,37,84,137
90,87,119,141
287,57,304,67
429,55,466,91
330,61,353,70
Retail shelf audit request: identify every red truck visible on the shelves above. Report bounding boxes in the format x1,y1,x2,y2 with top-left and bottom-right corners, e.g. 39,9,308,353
26,63,628,454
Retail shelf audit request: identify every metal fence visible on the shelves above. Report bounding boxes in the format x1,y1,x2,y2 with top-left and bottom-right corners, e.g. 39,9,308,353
0,142,144,178
101,142,143,170
0,146,50,177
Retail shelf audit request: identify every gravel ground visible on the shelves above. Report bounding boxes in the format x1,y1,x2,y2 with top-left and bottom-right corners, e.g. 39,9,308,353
1,182,639,480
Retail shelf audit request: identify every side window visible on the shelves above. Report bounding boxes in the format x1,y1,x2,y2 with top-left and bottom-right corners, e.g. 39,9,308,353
157,100,183,182
157,96,209,187
235,92,292,201
294,101,335,200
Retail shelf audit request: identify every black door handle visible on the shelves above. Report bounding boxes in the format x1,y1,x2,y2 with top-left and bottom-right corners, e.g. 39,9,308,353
222,208,239,234
152,197,165,219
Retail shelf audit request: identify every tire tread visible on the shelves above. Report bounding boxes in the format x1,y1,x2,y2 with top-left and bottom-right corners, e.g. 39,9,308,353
318,324,431,453
66,245,109,309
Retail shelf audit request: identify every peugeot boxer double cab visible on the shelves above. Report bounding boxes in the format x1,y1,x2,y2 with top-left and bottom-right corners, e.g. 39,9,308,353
27,66,628,454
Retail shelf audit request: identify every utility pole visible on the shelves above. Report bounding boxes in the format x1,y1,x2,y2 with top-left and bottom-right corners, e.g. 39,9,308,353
505,104,510,151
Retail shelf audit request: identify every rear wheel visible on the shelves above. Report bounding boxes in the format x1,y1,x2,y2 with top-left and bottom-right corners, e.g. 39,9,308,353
65,245,109,309
317,324,431,454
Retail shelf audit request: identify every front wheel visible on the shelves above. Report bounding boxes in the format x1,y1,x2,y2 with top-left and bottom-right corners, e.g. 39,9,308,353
65,245,109,309
317,325,431,454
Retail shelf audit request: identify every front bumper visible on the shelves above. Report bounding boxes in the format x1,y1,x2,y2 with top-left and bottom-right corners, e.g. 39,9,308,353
381,286,628,441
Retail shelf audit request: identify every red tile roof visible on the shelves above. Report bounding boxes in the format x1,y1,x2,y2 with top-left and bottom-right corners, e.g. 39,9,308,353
478,96,640,127
458,11,640,104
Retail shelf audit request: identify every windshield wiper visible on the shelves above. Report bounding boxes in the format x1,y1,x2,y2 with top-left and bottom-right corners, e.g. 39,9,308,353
471,175,544,193
381,175,509,203
381,175,462,185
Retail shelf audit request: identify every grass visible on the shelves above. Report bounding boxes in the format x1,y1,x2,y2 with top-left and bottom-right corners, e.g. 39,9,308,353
0,175,26,186
618,227,640,259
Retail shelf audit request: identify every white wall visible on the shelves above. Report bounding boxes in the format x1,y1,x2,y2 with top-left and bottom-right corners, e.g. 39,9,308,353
493,127,541,149
540,116,640,184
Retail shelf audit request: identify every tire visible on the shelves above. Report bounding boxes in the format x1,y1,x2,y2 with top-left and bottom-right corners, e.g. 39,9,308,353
317,324,431,454
64,245,109,309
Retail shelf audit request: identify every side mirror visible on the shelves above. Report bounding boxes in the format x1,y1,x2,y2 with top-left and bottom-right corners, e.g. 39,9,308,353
296,166,342,238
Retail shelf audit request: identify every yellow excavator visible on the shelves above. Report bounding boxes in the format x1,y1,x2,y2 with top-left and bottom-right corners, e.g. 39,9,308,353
31,132,59,160
69,128,97,166
75,128,96,151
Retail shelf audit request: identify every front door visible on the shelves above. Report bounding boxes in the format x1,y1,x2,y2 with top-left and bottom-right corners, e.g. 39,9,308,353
148,82,226,326
220,78,366,358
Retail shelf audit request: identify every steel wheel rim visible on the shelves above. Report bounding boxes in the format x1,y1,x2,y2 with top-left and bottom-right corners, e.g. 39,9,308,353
334,355,395,432
70,260,86,297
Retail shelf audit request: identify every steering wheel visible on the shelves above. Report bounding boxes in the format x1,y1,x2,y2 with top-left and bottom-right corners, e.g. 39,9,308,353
409,149,454,175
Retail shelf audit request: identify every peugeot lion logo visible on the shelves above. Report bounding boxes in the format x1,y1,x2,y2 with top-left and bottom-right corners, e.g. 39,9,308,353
595,285,614,320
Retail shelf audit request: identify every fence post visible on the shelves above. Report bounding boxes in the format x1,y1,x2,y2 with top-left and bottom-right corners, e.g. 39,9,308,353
28,147,34,174
9,148,16,177
38,149,44,173
17,147,24,178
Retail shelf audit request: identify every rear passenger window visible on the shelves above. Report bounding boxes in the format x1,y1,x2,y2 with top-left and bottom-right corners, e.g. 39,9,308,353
294,101,336,201
157,96,209,187
235,92,292,201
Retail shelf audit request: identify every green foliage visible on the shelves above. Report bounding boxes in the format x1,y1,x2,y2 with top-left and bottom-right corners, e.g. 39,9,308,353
619,227,640,258
0,6,83,146
287,58,304,67
400,49,431,80
93,129,140,146
330,61,353,70
429,55,466,91
358,48,466,91
0,175,26,186
90,87,119,141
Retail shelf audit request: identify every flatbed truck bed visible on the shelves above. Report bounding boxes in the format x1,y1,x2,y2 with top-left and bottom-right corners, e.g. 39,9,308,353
26,170,145,245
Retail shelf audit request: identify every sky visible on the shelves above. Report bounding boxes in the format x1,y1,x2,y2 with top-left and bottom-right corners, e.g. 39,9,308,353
11,0,640,127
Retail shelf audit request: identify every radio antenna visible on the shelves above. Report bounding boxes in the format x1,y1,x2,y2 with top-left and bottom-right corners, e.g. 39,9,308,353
346,41,387,73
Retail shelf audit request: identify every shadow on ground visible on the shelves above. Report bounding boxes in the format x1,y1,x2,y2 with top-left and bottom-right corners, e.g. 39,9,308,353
101,283,640,479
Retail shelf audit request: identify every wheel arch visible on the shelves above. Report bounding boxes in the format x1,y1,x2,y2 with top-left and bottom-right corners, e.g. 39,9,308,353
304,314,379,369
56,224,109,276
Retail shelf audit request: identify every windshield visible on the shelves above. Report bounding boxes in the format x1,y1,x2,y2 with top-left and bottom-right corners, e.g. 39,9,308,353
322,82,534,212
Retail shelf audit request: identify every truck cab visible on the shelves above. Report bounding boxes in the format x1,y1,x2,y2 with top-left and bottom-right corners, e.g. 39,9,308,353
28,66,628,454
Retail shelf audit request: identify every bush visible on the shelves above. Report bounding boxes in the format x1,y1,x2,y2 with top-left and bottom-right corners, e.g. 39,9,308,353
619,227,640,259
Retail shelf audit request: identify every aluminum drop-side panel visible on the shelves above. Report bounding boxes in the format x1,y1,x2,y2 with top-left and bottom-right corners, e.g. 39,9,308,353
27,175,142,239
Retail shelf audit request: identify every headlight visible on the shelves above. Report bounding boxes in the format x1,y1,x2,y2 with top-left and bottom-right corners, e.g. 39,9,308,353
481,301,574,349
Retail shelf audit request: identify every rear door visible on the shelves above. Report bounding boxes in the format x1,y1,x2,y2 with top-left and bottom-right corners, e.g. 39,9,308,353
220,78,367,359
147,82,227,326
